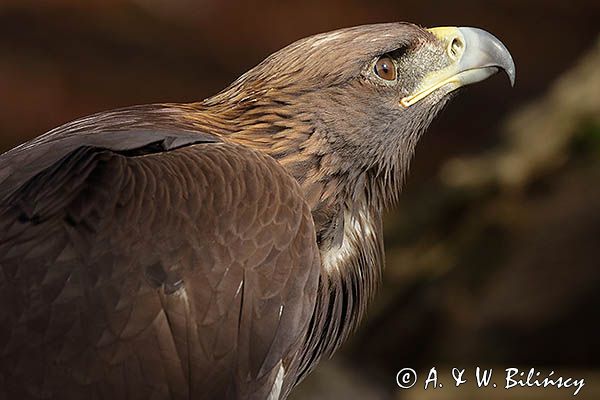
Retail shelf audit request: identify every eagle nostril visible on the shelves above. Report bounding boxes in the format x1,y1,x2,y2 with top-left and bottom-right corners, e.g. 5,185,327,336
449,37,464,60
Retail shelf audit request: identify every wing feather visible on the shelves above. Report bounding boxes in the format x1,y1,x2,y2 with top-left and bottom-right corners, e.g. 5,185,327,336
0,114,320,400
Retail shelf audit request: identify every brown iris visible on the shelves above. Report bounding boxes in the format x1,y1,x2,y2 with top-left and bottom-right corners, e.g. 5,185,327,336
374,56,396,81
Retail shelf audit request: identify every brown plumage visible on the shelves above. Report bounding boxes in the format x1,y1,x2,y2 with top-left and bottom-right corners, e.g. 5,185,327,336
0,23,514,399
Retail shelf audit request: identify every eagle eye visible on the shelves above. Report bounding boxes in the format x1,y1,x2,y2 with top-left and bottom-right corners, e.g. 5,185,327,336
374,55,397,81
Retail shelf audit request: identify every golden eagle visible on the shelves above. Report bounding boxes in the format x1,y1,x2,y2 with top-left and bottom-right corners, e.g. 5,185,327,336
0,23,514,400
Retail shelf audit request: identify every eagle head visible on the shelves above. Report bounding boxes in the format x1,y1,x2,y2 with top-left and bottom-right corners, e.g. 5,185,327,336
205,23,515,211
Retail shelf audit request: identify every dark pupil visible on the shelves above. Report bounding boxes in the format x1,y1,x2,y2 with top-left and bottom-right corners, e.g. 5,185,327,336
380,62,389,74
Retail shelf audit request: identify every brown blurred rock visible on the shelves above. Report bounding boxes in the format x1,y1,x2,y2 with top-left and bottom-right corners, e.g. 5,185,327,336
441,35,600,189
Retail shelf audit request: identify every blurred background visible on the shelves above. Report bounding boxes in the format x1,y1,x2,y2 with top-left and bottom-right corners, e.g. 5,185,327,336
0,1,598,399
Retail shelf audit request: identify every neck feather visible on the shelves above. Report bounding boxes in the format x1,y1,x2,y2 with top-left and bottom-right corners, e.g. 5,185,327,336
294,200,384,382
179,97,406,383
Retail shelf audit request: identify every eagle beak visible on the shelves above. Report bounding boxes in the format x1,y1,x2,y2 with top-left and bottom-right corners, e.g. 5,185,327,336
400,27,516,108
